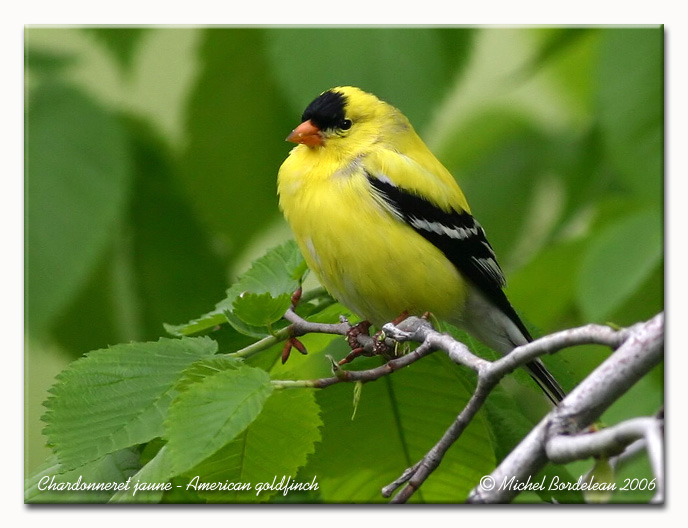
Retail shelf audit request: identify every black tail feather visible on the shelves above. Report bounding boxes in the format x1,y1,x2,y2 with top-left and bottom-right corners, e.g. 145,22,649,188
525,359,567,405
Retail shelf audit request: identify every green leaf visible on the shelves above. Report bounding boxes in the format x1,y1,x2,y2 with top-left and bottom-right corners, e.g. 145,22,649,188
168,240,305,336
224,239,306,299
109,446,175,504
42,337,218,470
185,388,322,503
577,209,663,322
26,81,132,336
583,457,615,504
304,353,495,503
174,355,244,392
222,309,275,339
164,365,274,475
164,313,227,337
232,292,292,328
597,28,663,206
25,449,140,504
351,381,363,421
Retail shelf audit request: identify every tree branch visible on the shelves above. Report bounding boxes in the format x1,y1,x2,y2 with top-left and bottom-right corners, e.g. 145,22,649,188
546,416,660,463
379,314,661,503
272,312,437,389
466,312,664,504
271,309,664,504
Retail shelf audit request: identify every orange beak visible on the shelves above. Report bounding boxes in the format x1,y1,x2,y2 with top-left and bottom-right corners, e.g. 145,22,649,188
286,120,323,147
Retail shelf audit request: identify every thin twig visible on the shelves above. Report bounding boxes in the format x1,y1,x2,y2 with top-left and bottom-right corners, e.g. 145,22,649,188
283,308,352,337
546,412,664,503
383,378,494,502
545,416,662,463
272,338,437,390
227,308,371,360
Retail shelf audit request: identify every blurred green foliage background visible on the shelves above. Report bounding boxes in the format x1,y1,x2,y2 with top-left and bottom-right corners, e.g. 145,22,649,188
25,27,663,490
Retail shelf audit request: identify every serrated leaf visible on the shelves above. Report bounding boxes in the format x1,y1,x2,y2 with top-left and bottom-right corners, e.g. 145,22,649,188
290,259,309,283
232,292,292,328
109,446,175,504
168,240,305,336
164,313,227,337
174,355,244,392
42,337,218,470
25,449,140,504
186,389,322,503
224,239,306,300
222,309,273,339
164,365,273,475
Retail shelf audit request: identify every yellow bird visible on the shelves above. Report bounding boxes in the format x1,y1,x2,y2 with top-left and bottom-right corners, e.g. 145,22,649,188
278,86,565,404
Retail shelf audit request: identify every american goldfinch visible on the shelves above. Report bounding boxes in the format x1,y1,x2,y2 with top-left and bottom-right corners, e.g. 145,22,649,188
277,86,565,404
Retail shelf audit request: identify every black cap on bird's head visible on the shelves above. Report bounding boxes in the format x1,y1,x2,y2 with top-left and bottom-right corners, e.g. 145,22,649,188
300,90,348,131
286,88,353,147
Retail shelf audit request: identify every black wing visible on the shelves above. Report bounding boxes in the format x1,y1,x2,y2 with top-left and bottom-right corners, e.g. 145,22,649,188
368,174,567,403
367,174,567,403
366,174,531,340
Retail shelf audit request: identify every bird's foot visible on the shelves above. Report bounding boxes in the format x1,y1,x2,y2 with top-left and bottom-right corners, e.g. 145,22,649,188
339,313,411,365
374,311,411,360
346,320,372,349
339,321,373,365
372,330,392,357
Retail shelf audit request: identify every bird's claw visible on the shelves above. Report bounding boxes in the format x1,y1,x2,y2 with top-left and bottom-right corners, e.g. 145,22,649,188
346,320,372,350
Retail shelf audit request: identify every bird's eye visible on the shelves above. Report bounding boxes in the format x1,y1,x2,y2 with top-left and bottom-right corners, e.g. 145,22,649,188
340,119,352,130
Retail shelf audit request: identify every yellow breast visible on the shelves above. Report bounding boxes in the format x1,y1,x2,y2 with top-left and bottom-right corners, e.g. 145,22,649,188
278,148,467,326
